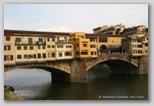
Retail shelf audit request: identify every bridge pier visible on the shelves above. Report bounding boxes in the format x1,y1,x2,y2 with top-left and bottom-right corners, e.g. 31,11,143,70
138,56,148,75
70,59,88,83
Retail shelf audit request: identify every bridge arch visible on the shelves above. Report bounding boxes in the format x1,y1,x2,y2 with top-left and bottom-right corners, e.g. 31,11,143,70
86,56,139,74
4,61,72,82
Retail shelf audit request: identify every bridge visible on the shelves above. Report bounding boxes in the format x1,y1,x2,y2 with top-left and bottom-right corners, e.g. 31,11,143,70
4,54,148,83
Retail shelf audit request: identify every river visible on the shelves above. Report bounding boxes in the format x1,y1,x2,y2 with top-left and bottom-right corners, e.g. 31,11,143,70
4,66,148,100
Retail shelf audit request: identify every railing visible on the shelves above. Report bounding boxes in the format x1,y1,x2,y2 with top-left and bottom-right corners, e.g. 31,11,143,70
15,41,46,45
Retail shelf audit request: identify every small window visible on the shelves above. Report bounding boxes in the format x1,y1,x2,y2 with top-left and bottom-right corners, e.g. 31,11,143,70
65,52,72,56
24,54,29,59
30,46,34,50
17,46,21,50
81,52,88,55
17,55,22,59
42,53,46,58
24,46,27,50
47,45,50,48
52,45,55,48
38,53,41,58
38,45,41,49
38,38,43,42
83,44,87,47
16,38,21,42
59,52,63,57
42,45,46,49
4,45,11,50
6,36,10,41
48,52,55,57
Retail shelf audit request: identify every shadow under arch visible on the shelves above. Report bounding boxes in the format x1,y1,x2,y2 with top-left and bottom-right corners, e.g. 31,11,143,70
87,59,139,75
34,66,71,82
6,65,71,82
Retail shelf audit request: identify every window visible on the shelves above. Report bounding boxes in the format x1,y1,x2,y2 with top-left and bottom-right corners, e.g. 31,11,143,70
38,45,41,49
17,55,22,59
48,38,54,42
99,38,107,42
24,54,29,59
81,51,88,55
77,44,79,47
38,38,43,42
83,44,87,47
58,52,63,57
138,45,142,48
48,52,55,57
42,45,46,49
47,45,50,48
34,54,36,58
17,46,21,50
4,45,11,50
57,45,63,48
42,53,46,58
30,46,34,50
6,36,10,41
52,45,55,48
145,43,148,46
91,52,96,55
38,53,41,58
66,45,72,48
16,38,21,42
138,50,142,54
90,45,96,48
65,52,72,56
4,55,13,61
24,46,27,50
28,38,33,44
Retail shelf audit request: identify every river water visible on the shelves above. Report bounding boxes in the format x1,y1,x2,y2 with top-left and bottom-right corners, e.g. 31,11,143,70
4,66,148,100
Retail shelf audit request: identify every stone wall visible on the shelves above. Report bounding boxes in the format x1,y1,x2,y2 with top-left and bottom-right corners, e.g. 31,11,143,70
70,59,88,83
138,56,148,75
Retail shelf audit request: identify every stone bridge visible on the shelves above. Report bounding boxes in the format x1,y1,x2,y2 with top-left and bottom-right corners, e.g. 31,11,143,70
4,54,148,83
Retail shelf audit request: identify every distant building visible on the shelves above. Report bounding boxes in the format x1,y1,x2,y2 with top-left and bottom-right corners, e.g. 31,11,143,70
93,23,125,35
121,34,148,57
121,25,148,35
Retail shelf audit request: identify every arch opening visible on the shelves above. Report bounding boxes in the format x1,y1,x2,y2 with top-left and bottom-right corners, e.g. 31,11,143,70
4,66,71,82
87,59,138,80
99,45,107,53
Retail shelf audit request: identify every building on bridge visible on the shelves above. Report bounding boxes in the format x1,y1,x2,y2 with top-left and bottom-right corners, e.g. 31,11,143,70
121,34,148,56
4,29,130,66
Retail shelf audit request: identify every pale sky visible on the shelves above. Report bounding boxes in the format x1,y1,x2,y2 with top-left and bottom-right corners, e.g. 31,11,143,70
4,4,148,33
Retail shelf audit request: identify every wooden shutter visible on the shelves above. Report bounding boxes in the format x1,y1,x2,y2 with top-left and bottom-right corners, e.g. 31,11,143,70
10,55,13,60
4,56,6,61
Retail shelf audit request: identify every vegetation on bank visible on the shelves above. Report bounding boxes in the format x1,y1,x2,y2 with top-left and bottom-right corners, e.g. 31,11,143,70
4,88,23,100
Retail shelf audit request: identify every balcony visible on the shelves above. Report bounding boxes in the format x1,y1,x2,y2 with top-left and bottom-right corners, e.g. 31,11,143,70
56,40,72,44
15,41,46,45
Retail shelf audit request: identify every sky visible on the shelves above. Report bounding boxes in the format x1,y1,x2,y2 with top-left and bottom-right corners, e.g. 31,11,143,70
4,4,148,33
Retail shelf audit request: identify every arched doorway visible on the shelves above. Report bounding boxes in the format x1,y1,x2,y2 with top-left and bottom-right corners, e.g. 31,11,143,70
99,45,107,53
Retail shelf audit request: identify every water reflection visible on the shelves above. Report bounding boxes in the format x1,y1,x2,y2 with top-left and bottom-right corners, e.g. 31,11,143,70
4,67,148,100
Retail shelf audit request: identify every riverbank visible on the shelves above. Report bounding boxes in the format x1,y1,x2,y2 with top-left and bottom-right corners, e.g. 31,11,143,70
4,88,23,100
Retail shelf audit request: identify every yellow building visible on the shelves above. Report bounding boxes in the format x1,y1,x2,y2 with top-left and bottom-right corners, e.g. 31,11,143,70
45,34,56,61
86,34,126,53
14,34,46,63
70,32,91,58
